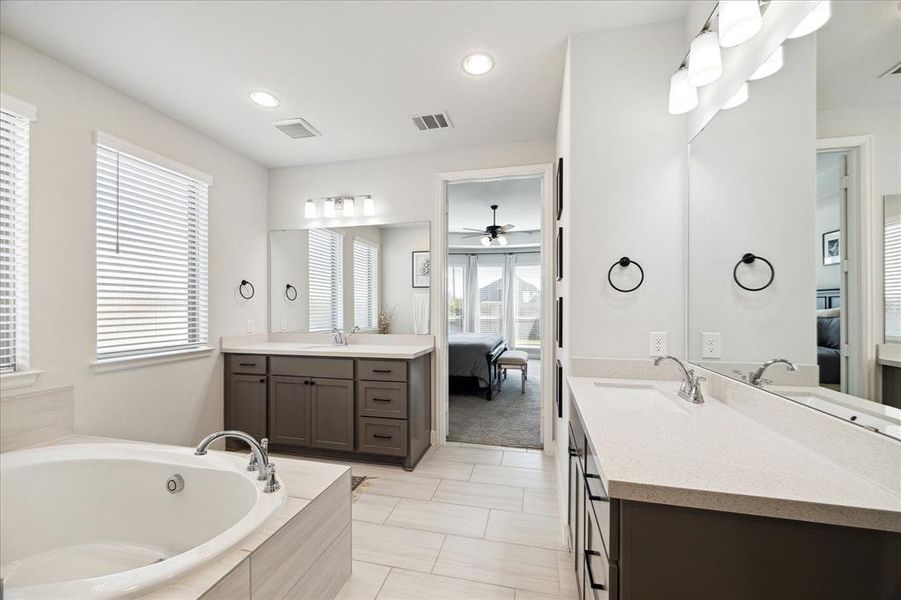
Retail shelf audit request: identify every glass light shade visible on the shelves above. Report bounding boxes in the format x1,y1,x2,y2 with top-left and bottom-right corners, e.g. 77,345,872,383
668,67,698,114
342,197,355,216
361,195,375,216
688,31,723,87
323,198,336,218
480,236,491,247
304,199,316,218
718,1,762,47
749,46,784,81
723,82,749,109
498,235,508,247
787,1,831,39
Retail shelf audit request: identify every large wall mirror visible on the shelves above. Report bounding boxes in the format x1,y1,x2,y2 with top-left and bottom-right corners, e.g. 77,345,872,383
270,222,430,334
688,2,900,440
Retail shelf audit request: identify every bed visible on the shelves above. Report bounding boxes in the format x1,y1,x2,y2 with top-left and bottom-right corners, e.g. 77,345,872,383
448,333,506,400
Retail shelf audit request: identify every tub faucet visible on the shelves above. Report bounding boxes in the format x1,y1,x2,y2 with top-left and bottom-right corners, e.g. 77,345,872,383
195,430,280,493
749,358,797,387
653,356,705,404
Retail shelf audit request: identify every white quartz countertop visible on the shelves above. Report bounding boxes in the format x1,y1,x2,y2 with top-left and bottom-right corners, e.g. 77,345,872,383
221,341,434,359
568,376,901,532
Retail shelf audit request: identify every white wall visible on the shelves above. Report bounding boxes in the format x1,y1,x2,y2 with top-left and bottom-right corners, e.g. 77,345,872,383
381,225,431,334
567,20,688,359
270,229,309,332
816,153,842,290
0,35,269,445
687,37,817,366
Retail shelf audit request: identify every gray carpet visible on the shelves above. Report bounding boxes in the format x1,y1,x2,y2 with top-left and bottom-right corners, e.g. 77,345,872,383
448,359,541,449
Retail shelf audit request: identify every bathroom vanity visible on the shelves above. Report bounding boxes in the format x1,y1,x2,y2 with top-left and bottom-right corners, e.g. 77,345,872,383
566,376,901,600
222,342,433,470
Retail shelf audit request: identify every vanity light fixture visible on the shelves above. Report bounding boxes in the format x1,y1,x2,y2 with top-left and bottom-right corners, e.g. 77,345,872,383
749,45,784,81
717,1,762,48
787,1,831,39
323,198,336,218
462,52,495,76
668,67,698,115
304,198,317,219
722,82,749,109
342,197,356,216
248,90,280,108
688,31,723,87
358,195,375,216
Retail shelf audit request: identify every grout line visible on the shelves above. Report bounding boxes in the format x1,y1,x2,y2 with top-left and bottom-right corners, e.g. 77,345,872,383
372,566,392,600
430,534,448,574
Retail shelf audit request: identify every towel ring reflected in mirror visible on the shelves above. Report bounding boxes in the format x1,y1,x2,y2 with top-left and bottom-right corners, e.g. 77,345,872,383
239,279,255,300
285,284,298,301
733,253,775,292
607,256,644,293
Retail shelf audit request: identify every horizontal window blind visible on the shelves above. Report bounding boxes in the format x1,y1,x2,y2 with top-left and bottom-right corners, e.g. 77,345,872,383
309,228,343,332
514,262,541,347
354,238,379,330
96,144,209,359
447,263,465,334
886,212,901,342
0,108,30,373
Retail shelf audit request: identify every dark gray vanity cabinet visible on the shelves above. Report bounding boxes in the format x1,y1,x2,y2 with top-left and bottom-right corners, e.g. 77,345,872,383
224,351,432,469
567,399,901,600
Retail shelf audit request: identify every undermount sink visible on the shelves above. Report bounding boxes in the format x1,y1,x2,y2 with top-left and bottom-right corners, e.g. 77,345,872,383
592,382,687,413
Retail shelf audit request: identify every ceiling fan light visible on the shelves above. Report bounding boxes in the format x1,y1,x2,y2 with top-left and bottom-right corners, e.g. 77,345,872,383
787,1,831,39
749,46,784,81
498,235,508,247
480,236,491,247
688,31,723,87
718,1,762,48
668,67,698,115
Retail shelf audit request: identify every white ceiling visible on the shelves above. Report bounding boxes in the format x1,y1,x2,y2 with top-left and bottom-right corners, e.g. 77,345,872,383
447,177,541,232
0,1,688,167
816,1,901,111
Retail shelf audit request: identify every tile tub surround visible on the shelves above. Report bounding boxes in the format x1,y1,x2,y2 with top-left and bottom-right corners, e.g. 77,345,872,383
568,376,901,532
339,443,577,600
0,386,74,452
21,435,352,599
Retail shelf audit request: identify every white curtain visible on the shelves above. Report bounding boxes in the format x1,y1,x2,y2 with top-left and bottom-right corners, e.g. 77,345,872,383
503,254,516,348
463,254,479,333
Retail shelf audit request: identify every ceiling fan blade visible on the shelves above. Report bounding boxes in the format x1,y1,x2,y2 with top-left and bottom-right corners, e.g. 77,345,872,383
462,227,487,232
461,233,485,238
499,224,515,232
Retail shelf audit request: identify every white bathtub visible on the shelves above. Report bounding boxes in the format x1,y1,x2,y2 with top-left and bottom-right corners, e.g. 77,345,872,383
0,442,286,598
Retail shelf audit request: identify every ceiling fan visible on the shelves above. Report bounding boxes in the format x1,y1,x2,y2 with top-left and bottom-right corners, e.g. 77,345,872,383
461,204,514,247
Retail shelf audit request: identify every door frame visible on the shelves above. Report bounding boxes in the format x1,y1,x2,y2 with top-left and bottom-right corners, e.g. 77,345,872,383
816,135,878,400
434,163,556,453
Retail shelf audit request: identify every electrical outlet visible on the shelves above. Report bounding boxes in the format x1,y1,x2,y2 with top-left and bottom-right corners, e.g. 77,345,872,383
702,332,722,358
280,318,287,331
247,320,254,333
649,332,667,357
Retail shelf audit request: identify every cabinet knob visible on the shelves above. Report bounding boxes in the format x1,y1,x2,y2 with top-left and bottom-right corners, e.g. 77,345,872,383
259,378,265,383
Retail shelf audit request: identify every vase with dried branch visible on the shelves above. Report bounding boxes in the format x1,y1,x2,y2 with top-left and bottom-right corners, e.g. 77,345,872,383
378,308,393,334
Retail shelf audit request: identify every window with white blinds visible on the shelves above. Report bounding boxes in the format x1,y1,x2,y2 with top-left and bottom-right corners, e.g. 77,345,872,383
309,228,343,332
885,205,901,342
353,237,379,330
0,107,31,373
95,143,209,360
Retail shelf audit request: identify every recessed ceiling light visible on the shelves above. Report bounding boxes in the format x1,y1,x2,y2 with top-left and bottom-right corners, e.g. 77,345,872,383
462,52,495,76
249,90,280,108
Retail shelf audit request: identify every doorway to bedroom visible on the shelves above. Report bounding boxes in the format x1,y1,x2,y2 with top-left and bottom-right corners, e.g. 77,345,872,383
445,175,544,449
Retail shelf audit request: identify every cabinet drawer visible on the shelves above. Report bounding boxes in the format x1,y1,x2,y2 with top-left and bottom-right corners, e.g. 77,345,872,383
358,381,407,418
356,359,407,382
585,500,616,600
270,356,353,379
228,354,267,375
585,447,618,561
358,417,408,456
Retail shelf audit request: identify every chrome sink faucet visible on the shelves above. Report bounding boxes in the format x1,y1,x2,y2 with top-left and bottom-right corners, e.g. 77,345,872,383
195,430,280,493
749,358,797,387
653,356,705,404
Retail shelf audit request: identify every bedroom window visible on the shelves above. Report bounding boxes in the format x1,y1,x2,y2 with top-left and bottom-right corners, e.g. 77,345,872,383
514,260,541,347
477,264,504,335
353,237,379,330
447,262,465,334
309,228,344,332
95,134,210,361
0,102,33,374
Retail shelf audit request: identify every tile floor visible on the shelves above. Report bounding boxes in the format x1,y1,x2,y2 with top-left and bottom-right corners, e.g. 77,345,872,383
333,443,578,600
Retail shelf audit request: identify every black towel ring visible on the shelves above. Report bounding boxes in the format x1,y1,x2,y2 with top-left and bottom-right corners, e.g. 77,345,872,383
607,257,644,293
733,253,774,292
239,279,255,300
285,284,298,301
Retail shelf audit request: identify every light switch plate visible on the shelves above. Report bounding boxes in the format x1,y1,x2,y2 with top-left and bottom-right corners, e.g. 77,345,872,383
649,332,667,357
702,332,722,358
280,318,287,331
247,320,254,333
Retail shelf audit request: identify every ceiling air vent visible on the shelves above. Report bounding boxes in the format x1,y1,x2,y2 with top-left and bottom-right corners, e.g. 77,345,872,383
273,117,321,139
412,112,453,131
879,61,901,78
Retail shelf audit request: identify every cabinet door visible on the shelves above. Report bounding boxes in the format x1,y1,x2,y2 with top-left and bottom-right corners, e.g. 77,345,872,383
310,377,355,451
268,376,311,447
226,374,267,442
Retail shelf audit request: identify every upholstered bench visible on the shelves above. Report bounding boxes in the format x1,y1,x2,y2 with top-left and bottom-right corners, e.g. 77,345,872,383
496,350,529,393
